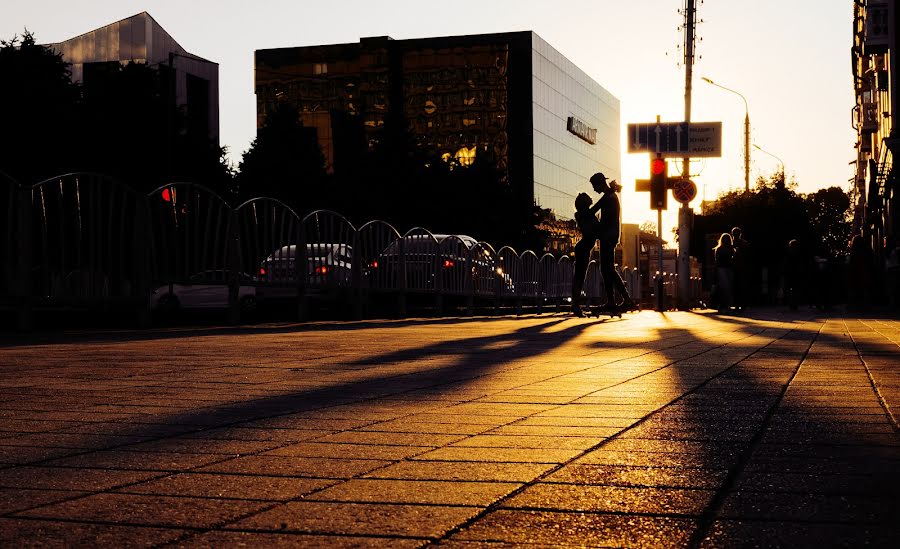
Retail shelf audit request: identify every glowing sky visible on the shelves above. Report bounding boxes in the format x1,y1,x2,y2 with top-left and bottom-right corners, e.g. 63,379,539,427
3,0,854,227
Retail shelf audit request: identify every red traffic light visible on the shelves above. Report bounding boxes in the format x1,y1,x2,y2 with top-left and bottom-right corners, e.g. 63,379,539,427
650,158,666,176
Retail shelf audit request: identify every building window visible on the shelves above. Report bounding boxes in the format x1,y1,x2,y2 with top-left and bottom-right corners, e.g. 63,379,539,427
314,63,328,75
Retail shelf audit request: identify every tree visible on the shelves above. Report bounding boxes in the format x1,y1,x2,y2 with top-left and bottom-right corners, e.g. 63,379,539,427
804,186,852,259
639,221,657,234
1,32,233,195
79,60,233,196
0,31,80,184
235,102,326,210
691,171,854,305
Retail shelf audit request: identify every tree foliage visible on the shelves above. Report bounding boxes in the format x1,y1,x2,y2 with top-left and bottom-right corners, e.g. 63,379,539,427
0,31,80,183
0,31,233,197
805,186,852,259
691,172,853,304
235,102,325,209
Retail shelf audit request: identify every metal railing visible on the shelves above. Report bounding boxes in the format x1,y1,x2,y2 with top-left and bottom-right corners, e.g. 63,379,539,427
1,174,679,327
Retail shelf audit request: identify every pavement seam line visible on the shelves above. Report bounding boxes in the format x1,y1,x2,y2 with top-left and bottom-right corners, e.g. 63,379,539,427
685,318,826,549
427,318,802,545
847,318,900,432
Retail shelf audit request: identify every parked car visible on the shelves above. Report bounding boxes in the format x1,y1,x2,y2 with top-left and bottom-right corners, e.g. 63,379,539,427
152,271,257,312
258,244,355,288
371,234,512,293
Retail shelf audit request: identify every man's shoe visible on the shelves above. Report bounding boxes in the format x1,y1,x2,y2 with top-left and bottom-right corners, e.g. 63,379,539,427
572,305,585,317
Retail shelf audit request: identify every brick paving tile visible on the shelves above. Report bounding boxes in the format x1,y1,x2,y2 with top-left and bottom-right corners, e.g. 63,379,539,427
116,472,336,500
364,461,555,482
0,466,162,491
0,518,188,547
178,426,334,442
179,530,426,548
229,501,482,538
733,470,900,495
357,420,496,435
412,446,582,464
0,488,88,515
513,416,635,428
544,464,728,489
15,493,270,529
503,483,715,515
0,445,83,465
698,519,899,548
263,442,434,460
719,490,900,524
0,432,150,449
310,478,520,506
486,424,621,437
317,430,466,447
450,434,603,450
41,449,226,472
449,509,698,548
241,416,373,431
574,449,739,469
124,438,282,455
197,455,391,478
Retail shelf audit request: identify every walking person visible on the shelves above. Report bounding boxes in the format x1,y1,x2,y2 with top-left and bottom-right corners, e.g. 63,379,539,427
713,233,735,313
589,173,635,312
731,227,750,310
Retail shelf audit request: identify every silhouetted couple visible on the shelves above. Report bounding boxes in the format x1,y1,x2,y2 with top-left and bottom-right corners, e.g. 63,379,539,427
572,173,634,317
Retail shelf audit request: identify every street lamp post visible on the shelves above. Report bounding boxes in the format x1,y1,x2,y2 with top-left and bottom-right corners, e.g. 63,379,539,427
701,77,750,192
753,144,785,186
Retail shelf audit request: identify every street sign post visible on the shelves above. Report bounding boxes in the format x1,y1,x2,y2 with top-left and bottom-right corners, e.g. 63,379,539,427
672,179,698,204
627,121,722,157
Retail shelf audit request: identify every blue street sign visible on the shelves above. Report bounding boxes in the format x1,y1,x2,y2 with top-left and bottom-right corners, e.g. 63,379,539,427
627,122,722,157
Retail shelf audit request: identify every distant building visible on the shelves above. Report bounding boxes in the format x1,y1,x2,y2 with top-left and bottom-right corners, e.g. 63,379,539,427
852,1,897,254
48,11,219,144
254,31,619,226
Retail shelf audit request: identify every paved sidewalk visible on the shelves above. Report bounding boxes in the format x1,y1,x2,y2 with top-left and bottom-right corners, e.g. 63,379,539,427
0,310,898,547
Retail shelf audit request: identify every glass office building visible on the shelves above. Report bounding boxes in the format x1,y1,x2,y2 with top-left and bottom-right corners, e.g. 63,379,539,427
255,31,619,229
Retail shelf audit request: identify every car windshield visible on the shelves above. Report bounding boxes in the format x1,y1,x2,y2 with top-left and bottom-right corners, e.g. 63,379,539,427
381,235,475,255
266,244,352,261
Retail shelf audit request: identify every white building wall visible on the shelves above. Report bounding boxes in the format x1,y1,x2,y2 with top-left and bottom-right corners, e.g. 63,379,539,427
531,32,620,220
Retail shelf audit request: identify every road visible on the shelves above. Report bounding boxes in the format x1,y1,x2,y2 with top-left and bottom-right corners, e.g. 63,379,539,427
0,309,897,547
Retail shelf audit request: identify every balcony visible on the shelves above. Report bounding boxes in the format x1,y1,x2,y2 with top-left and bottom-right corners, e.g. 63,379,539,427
865,1,891,54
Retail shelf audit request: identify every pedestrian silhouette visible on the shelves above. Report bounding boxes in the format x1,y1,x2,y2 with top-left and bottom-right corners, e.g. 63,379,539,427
713,232,735,312
731,226,750,310
571,192,603,317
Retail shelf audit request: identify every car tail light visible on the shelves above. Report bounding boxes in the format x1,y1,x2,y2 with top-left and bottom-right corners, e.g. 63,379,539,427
259,267,267,276
315,265,329,275
443,259,455,269
369,260,379,269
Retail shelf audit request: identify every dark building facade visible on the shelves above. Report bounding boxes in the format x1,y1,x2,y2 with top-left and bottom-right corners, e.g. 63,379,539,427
852,0,900,256
255,32,619,247
49,12,220,144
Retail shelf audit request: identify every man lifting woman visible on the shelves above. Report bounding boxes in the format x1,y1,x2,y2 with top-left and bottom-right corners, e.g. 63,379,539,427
571,173,635,317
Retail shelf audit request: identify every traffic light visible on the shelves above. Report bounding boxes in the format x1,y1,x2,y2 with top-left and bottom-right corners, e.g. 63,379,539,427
650,157,668,210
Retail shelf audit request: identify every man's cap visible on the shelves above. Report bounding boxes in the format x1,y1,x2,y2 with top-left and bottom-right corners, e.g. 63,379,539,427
589,173,607,186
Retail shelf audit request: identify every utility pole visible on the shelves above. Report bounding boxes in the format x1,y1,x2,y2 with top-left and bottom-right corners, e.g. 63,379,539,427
677,0,696,309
